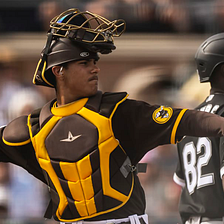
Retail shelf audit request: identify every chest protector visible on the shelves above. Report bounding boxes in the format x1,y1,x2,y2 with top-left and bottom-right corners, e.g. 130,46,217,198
28,91,134,222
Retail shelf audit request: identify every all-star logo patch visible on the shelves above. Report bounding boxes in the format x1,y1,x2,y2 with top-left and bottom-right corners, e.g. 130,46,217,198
60,131,81,142
152,106,173,124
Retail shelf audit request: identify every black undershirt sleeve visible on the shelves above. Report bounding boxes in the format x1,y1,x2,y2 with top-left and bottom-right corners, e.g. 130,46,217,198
177,109,224,139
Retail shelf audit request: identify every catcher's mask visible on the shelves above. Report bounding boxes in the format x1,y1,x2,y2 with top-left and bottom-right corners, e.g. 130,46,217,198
33,8,126,88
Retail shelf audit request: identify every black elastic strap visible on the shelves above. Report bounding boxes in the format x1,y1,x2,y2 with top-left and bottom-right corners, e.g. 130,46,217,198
44,199,53,219
136,163,147,174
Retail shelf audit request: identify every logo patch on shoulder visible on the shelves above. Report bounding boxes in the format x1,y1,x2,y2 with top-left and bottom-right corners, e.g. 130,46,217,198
152,106,173,124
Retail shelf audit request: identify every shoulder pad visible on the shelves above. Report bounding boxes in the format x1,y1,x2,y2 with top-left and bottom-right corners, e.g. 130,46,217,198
3,116,30,146
30,108,41,136
39,100,54,129
85,91,102,112
100,92,128,118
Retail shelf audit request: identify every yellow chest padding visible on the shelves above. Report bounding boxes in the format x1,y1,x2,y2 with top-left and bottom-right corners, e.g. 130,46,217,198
27,95,133,222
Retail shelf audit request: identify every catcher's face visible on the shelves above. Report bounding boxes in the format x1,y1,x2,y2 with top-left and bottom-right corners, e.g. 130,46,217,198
55,58,100,105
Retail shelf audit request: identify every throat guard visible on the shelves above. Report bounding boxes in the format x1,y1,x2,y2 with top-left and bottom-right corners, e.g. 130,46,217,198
28,92,134,222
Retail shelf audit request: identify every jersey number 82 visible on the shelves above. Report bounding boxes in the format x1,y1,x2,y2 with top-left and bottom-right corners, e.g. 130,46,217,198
182,137,214,194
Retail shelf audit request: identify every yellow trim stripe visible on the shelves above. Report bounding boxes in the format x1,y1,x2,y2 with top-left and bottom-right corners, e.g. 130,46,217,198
109,93,128,154
171,109,188,144
41,60,54,87
77,107,111,144
99,137,127,201
58,175,135,223
27,114,34,140
33,59,54,87
2,137,31,146
109,93,129,120
52,98,88,117
27,114,69,219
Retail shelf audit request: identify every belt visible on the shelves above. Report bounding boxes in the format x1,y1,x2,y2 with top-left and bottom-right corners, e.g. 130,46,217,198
201,217,223,222
115,217,145,224
63,219,145,224
60,214,148,224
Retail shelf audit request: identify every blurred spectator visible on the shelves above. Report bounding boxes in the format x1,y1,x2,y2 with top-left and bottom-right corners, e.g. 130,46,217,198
0,0,223,33
0,63,23,218
0,63,22,126
153,0,190,33
7,87,45,121
84,0,111,18
7,87,47,221
85,0,157,32
37,0,63,31
214,0,224,32
183,0,217,33
0,163,10,218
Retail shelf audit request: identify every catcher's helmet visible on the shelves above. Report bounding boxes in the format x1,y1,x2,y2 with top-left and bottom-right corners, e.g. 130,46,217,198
33,8,126,88
195,33,224,83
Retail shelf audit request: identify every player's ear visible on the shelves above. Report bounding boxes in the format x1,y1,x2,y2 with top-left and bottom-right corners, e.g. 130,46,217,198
52,66,63,78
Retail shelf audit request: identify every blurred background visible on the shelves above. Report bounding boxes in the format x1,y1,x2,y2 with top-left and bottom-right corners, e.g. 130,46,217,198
0,0,222,223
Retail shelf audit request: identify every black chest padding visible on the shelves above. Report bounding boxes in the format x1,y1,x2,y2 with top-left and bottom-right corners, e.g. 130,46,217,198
45,114,98,162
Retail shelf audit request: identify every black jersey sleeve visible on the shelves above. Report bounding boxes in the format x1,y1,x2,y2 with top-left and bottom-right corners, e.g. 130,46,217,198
177,109,224,139
112,99,187,164
112,98,224,164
